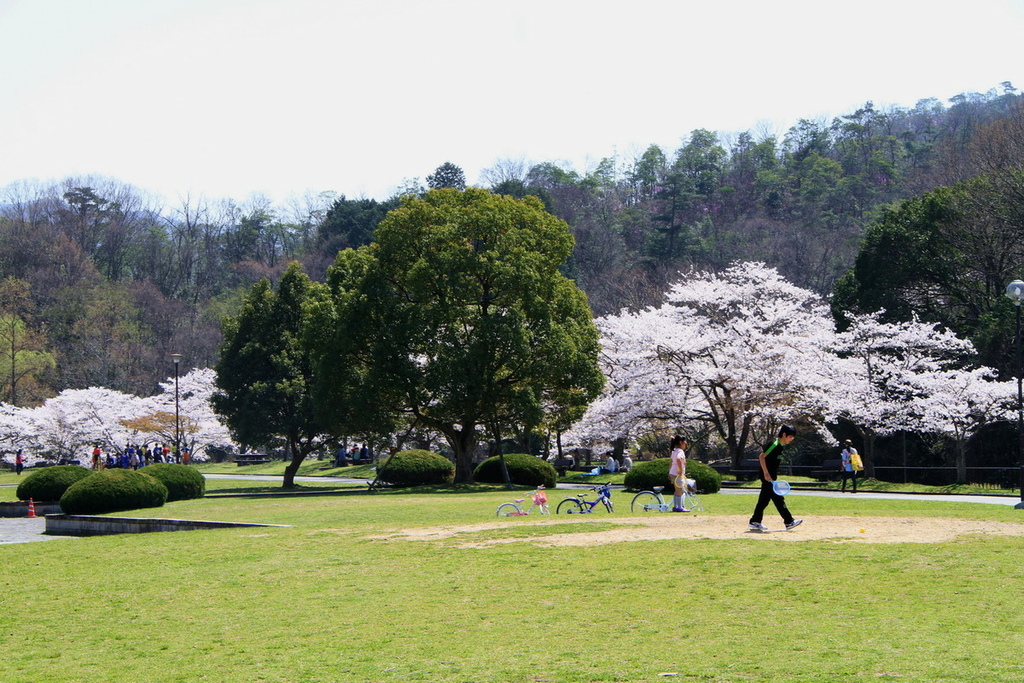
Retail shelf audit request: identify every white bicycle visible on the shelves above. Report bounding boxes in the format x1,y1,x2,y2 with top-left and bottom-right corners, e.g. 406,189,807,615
630,483,703,513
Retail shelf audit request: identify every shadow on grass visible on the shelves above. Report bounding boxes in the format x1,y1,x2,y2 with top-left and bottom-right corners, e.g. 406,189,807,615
207,484,363,496
369,483,514,496
559,472,626,485
204,482,514,497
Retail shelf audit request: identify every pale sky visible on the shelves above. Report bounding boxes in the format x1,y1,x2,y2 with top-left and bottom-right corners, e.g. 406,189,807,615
1,0,1023,207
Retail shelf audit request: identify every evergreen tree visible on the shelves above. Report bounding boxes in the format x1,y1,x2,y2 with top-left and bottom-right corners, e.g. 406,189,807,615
212,262,325,488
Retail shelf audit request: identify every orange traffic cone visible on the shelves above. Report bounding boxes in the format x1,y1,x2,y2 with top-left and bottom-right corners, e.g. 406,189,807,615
27,498,36,518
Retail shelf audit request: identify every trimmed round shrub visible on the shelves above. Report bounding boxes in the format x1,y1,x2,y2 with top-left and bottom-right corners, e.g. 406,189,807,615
141,463,206,501
473,453,557,488
17,465,93,502
376,449,455,487
623,458,721,494
60,469,168,515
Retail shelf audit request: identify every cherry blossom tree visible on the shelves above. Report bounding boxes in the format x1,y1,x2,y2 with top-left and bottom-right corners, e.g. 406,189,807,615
570,263,1013,479
2,387,148,462
143,368,234,457
569,262,836,464
906,367,1015,483
0,368,234,466
826,312,979,474
564,323,696,450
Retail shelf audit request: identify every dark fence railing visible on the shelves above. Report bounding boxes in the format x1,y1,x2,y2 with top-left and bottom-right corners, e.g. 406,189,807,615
780,463,1021,490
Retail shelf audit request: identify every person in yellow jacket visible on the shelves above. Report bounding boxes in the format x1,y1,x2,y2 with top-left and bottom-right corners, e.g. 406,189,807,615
840,439,861,493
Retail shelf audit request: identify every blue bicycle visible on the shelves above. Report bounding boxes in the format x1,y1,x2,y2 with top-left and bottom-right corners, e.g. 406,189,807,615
556,483,614,514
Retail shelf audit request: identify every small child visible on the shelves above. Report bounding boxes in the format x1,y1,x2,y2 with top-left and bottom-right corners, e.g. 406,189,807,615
668,435,690,512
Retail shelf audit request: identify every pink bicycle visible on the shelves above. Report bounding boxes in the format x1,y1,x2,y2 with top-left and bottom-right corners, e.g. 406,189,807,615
496,486,549,516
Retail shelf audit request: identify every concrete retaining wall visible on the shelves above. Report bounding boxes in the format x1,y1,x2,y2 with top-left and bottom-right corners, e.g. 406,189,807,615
0,501,62,517
45,514,289,536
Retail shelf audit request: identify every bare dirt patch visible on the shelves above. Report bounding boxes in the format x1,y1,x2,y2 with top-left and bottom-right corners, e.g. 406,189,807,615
370,515,1024,547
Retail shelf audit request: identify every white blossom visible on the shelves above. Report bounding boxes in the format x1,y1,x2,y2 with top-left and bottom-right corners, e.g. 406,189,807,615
567,262,836,458
0,368,235,466
568,263,1010,470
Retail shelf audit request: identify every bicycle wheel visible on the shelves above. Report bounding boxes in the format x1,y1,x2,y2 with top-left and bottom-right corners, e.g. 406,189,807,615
631,491,663,513
496,502,524,517
683,491,704,513
557,498,585,514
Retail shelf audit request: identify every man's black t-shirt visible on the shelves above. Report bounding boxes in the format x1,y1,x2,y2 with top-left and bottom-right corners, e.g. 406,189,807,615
760,439,789,480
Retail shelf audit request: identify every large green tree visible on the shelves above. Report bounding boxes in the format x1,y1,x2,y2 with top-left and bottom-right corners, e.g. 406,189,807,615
309,188,604,482
831,171,1024,373
213,262,324,488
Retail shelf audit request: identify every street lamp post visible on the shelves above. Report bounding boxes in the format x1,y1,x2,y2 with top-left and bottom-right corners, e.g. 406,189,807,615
170,353,182,460
1004,281,1024,509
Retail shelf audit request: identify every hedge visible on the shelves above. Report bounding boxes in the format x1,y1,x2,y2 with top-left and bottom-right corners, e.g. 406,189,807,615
140,463,206,501
59,469,168,515
16,465,93,502
375,449,455,487
473,453,558,488
623,458,721,493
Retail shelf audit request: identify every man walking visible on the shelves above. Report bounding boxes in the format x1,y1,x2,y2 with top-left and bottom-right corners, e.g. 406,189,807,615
748,425,802,532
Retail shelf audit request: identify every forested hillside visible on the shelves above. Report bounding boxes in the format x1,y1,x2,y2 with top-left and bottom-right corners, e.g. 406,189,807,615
0,83,1020,404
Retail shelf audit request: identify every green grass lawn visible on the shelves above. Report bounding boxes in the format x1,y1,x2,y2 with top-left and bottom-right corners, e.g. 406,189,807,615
3,484,1024,682
194,459,378,479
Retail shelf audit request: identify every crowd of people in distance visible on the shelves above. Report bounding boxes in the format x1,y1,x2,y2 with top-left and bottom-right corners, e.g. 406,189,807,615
91,442,192,470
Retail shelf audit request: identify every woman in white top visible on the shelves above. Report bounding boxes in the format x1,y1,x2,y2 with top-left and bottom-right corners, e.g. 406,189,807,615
668,435,690,512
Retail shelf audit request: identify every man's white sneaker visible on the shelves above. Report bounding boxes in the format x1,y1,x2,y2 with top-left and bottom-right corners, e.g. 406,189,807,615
748,522,768,532
785,519,803,530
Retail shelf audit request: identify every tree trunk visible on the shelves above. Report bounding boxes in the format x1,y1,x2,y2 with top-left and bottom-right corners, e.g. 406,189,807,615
612,437,625,463
727,419,753,468
847,423,876,479
449,424,479,484
955,438,967,484
863,432,877,479
283,436,307,489
498,453,513,489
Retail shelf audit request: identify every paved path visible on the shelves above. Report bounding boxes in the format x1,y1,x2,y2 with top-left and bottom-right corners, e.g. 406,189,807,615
0,517,73,545
719,487,1024,507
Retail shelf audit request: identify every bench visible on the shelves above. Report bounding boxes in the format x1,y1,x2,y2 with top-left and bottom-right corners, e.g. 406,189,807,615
729,459,763,481
553,458,575,476
709,461,732,477
235,454,271,466
810,459,843,480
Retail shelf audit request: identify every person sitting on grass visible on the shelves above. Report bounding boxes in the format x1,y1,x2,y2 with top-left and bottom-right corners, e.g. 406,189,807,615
620,452,633,472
